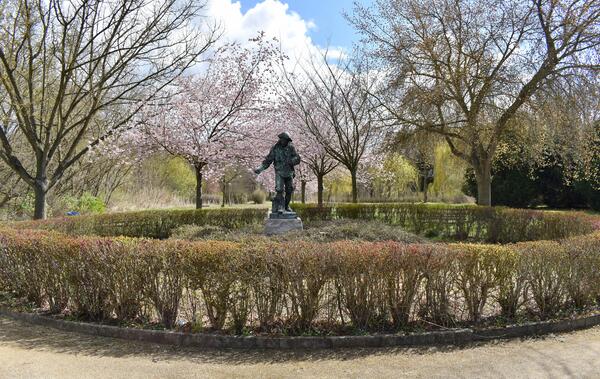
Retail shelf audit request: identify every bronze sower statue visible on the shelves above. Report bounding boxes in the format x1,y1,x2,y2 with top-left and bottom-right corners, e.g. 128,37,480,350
254,132,301,214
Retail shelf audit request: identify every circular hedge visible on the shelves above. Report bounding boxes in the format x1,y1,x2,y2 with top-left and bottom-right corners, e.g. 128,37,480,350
11,203,596,242
1,204,599,336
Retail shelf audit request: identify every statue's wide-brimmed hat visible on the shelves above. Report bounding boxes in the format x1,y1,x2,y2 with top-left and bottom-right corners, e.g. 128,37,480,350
278,132,292,141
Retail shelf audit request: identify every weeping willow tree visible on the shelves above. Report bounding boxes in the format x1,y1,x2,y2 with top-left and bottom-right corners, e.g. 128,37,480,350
369,153,418,200
432,144,467,200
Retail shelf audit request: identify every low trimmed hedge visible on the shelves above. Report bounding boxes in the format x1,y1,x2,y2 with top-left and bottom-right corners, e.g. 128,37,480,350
1,227,599,334
12,208,267,239
294,203,595,243
11,203,595,243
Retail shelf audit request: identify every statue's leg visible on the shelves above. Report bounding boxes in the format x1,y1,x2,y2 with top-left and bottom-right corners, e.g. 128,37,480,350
274,174,285,213
284,176,294,211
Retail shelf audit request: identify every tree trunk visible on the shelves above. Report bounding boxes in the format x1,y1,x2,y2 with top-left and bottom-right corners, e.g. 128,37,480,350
195,165,203,209
221,182,226,208
474,161,492,206
317,174,324,207
301,181,306,204
33,178,48,220
350,170,358,203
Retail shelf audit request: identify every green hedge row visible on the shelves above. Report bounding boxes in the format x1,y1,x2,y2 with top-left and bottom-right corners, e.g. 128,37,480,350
13,208,267,239
1,227,599,333
13,204,594,243
294,203,595,243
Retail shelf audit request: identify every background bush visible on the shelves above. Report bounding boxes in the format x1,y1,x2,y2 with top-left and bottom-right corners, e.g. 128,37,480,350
463,125,600,211
251,190,266,204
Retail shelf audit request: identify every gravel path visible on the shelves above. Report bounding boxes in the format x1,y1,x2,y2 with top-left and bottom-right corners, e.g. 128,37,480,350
1,316,599,378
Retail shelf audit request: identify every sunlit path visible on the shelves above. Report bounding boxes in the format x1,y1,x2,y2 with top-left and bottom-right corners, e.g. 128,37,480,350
1,316,600,379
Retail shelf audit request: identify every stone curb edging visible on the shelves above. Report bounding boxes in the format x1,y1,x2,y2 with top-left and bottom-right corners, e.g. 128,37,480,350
2,308,600,349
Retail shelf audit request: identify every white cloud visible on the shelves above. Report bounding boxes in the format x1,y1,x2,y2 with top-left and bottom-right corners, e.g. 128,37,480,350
204,0,341,63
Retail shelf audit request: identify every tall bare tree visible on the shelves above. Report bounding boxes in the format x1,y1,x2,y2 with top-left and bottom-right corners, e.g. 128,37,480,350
0,0,218,218
280,85,339,206
286,53,381,203
304,147,339,206
0,167,27,209
349,0,600,205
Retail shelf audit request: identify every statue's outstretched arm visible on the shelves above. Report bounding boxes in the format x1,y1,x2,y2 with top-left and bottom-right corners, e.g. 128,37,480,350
254,147,274,174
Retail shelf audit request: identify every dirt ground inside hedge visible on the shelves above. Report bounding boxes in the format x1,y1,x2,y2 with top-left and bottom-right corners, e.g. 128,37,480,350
2,317,600,378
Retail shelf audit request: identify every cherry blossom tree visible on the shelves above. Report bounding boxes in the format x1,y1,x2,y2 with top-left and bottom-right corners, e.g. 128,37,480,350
293,158,312,204
355,150,383,199
78,125,156,205
288,143,324,205
268,83,338,206
290,122,337,206
283,52,382,203
139,35,280,208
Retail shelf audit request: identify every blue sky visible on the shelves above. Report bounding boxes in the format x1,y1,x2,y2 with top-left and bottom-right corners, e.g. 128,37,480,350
204,0,374,61
238,0,365,49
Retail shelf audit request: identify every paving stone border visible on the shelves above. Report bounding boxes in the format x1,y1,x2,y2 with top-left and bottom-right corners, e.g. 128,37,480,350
2,308,599,349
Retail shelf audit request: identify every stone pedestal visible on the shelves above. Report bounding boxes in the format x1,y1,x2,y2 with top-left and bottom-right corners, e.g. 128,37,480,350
265,212,303,235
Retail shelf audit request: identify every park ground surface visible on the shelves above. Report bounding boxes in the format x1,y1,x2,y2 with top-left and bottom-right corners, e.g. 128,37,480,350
1,316,600,378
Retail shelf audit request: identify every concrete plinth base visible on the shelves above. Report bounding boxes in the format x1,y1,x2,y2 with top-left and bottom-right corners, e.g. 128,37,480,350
265,216,303,235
